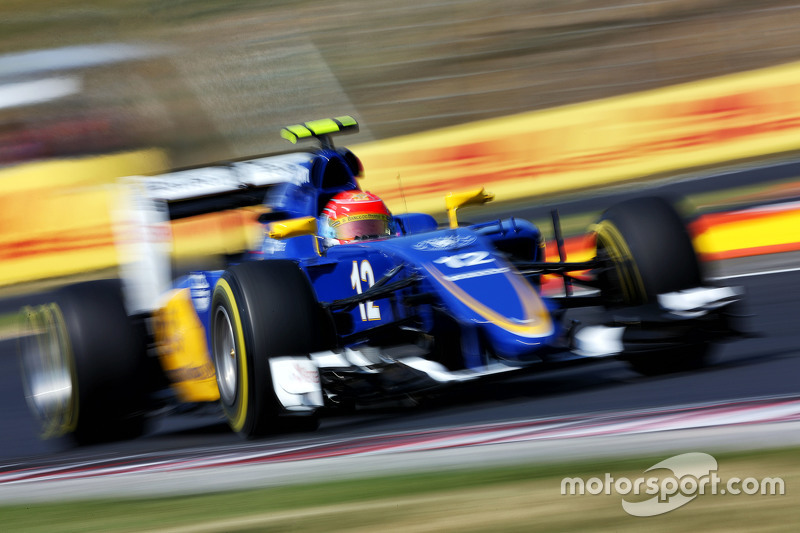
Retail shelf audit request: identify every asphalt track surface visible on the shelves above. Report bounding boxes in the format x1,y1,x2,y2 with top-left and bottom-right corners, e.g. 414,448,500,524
1,159,799,497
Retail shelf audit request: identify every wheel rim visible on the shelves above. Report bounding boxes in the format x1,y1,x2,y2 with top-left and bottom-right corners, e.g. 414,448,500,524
20,305,74,437
213,306,238,406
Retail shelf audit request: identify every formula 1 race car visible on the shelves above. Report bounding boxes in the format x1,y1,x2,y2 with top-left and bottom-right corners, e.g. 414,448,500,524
19,117,743,443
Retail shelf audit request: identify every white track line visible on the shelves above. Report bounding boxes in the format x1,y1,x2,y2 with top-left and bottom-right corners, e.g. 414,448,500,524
710,265,800,281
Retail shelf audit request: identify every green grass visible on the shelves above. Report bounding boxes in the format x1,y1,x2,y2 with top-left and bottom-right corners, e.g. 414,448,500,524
2,446,797,532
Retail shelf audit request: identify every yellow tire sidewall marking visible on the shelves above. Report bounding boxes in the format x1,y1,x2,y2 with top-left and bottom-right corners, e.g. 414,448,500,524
591,220,646,303
20,303,77,438
21,306,51,437
47,303,78,435
215,278,250,433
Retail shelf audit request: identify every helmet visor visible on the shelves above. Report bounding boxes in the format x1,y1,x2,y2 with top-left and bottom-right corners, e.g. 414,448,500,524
332,214,390,242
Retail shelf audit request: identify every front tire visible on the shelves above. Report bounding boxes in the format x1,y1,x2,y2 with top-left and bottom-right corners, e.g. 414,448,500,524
593,197,709,374
210,260,333,438
594,197,702,306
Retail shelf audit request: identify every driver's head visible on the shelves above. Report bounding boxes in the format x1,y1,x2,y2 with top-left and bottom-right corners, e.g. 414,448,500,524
319,190,392,244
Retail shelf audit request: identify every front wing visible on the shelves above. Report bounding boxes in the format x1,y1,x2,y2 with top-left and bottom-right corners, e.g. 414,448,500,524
267,285,743,410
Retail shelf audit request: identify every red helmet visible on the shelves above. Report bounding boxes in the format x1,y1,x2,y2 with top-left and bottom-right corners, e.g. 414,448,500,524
320,190,393,243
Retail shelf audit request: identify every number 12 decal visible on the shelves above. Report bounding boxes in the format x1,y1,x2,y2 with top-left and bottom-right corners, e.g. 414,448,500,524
434,251,493,269
350,260,381,321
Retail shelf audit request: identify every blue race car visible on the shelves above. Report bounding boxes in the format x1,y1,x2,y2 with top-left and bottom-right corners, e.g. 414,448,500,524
19,117,743,442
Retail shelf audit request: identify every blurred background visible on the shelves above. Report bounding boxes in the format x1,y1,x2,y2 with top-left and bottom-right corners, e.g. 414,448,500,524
1,3,800,528
3,0,800,167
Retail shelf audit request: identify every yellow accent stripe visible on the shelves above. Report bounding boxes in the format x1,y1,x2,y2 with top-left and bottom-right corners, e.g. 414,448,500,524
427,266,553,338
216,278,249,432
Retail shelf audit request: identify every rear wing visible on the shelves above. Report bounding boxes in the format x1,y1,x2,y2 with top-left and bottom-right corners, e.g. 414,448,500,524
115,152,316,314
115,117,360,313
134,152,315,220
280,116,359,149
134,115,360,219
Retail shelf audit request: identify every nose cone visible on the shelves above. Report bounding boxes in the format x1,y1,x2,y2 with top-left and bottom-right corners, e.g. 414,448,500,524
424,259,555,360
380,228,557,361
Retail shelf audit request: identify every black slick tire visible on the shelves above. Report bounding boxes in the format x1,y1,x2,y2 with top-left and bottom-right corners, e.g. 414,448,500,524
593,197,709,375
210,260,333,438
19,279,148,444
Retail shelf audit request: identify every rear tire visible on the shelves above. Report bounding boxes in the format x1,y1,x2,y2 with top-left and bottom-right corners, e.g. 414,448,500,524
19,280,149,444
593,197,709,375
210,260,333,438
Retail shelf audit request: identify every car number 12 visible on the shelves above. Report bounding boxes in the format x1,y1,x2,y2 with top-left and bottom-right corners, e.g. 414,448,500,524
434,251,493,269
350,260,381,321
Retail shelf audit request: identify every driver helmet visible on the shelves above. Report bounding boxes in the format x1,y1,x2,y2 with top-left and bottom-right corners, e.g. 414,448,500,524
319,190,393,244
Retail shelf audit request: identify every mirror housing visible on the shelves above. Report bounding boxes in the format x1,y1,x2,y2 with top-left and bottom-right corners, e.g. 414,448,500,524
267,216,318,240
445,188,494,228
